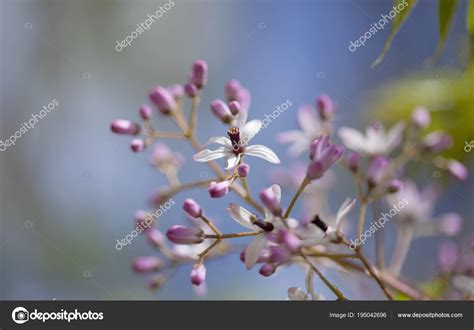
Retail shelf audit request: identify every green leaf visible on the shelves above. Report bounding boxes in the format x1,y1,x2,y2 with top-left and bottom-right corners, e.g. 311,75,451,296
372,0,418,68
428,0,459,64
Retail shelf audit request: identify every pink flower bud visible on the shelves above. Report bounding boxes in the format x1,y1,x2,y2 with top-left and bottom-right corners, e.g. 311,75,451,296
228,101,241,115
367,156,390,188
166,225,204,244
130,139,145,153
225,80,251,110
269,246,292,263
139,105,152,120
190,263,206,286
111,119,140,135
439,213,462,236
208,181,230,198
422,132,453,153
411,107,430,128
307,136,344,180
260,187,282,216
316,94,335,121
132,256,163,272
259,263,276,277
149,86,177,114
189,60,208,89
146,228,165,247
347,152,360,173
447,159,468,181
135,210,151,231
278,230,301,252
438,241,459,272
210,99,233,124
183,198,202,218
237,163,250,177
184,83,198,97
167,84,184,100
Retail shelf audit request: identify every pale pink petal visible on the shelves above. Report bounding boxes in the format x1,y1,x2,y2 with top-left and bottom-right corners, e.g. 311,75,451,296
297,105,320,137
245,234,268,269
336,198,356,227
227,203,258,230
269,184,282,203
338,127,367,153
244,145,281,164
385,122,405,153
193,147,228,162
226,154,241,169
207,136,232,148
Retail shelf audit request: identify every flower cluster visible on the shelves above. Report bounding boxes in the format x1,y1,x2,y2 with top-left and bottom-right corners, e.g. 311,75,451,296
111,61,470,300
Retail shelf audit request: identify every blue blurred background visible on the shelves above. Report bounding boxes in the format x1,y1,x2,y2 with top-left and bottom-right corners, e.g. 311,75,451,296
1,0,472,300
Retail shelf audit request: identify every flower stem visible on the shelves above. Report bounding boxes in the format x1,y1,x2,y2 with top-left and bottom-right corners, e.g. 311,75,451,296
355,248,394,300
205,231,262,239
357,201,368,241
284,176,310,219
389,225,413,276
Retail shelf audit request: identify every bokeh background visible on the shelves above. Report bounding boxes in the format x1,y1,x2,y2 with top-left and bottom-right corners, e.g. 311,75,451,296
1,0,472,300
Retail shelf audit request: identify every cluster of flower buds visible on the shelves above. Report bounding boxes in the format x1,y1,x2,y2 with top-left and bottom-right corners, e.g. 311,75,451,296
209,80,251,124
307,136,344,180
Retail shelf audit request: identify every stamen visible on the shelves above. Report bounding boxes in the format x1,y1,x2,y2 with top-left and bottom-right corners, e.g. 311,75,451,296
311,214,328,233
227,126,243,154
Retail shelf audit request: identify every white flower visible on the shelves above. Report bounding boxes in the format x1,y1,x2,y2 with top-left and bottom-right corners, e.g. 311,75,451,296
227,185,296,268
338,123,404,155
287,287,310,300
300,198,356,246
278,105,323,157
193,118,280,169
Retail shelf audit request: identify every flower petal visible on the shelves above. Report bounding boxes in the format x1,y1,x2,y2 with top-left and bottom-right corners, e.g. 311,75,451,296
240,119,262,144
336,198,356,227
227,203,258,230
245,234,267,269
297,105,320,137
244,145,281,164
207,136,232,148
385,122,405,153
338,127,367,154
269,184,282,203
193,147,228,162
226,154,241,169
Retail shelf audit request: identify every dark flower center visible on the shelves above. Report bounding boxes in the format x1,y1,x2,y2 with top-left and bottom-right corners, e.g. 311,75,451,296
250,214,274,232
228,127,244,155
311,214,328,233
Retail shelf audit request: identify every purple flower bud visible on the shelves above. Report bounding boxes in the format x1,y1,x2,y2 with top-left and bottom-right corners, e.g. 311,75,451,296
228,101,241,115
237,163,250,177
259,263,276,277
111,119,140,135
149,86,177,114
367,156,390,188
307,136,344,180
447,159,468,181
190,263,206,286
135,210,151,231
138,105,153,120
278,230,301,252
439,213,462,236
166,225,204,244
184,83,198,97
438,241,458,272
130,139,145,153
260,187,282,216
411,107,430,128
132,256,163,272
183,198,202,218
422,132,453,153
210,99,233,124
189,60,208,89
167,84,184,100
146,228,165,247
316,94,335,121
208,181,230,198
224,80,251,110
269,246,292,263
387,179,403,193
347,152,360,173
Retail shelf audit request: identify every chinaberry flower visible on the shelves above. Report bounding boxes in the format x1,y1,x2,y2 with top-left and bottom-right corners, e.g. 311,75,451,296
367,156,390,188
228,185,290,269
278,105,324,157
208,180,231,198
193,119,280,169
306,136,344,180
225,80,251,111
146,228,165,247
237,163,250,177
210,99,233,124
446,159,468,181
130,139,145,153
316,94,335,121
422,131,453,153
150,143,183,171
190,263,206,286
183,199,202,218
338,122,405,155
188,60,208,89
288,287,309,300
347,152,361,173
259,263,276,277
138,105,152,120
411,107,430,128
